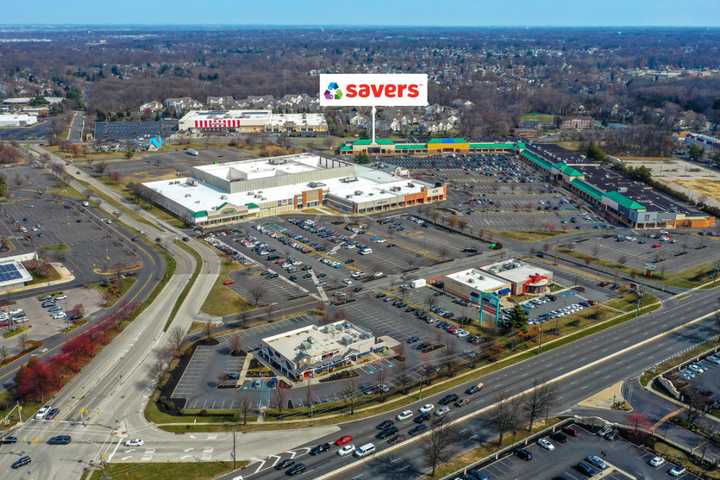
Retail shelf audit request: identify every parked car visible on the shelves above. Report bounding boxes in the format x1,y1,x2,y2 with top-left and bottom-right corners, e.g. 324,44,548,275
514,448,533,461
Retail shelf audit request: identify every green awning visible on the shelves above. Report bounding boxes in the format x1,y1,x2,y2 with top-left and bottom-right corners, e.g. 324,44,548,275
605,191,646,211
570,179,604,202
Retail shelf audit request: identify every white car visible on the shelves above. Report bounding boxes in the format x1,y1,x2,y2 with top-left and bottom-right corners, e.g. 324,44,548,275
419,404,435,414
396,410,413,421
337,444,355,456
669,465,686,477
456,329,470,338
125,438,145,447
648,456,665,467
34,406,50,420
537,437,555,451
373,272,384,278
435,406,450,417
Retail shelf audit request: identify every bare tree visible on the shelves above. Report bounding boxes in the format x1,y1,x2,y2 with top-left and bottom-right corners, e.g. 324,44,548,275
0,345,8,365
523,379,552,431
272,385,288,414
490,391,517,446
423,415,457,477
17,333,29,352
305,378,314,417
342,377,359,415
248,283,266,306
203,321,214,341
239,397,252,426
376,367,388,402
167,326,185,358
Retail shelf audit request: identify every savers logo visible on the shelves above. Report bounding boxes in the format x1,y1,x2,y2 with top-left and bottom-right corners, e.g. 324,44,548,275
324,82,343,101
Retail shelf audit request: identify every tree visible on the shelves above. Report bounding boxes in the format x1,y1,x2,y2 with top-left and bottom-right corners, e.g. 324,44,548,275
342,377,359,415
272,384,288,414
305,378,314,417
0,345,8,365
168,326,185,358
688,144,704,161
509,304,528,330
248,284,266,306
203,321,214,341
239,398,252,425
586,142,607,162
490,391,517,446
423,416,457,477
0,174,7,198
523,379,552,431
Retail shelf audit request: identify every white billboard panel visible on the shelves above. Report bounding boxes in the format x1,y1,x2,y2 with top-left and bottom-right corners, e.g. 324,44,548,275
319,73,428,107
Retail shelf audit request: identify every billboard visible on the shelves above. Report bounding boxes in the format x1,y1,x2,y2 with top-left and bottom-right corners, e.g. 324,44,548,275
319,73,428,107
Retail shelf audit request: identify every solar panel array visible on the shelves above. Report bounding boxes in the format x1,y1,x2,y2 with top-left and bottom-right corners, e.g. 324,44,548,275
0,263,23,282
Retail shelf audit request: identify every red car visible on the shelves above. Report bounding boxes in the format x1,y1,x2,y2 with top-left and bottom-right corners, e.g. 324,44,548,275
447,326,458,334
561,426,577,437
334,435,353,446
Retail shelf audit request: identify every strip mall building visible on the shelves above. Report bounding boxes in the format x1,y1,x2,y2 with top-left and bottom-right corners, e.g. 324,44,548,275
139,153,447,227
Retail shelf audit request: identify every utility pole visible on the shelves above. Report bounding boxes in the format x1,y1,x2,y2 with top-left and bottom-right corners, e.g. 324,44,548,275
232,430,236,469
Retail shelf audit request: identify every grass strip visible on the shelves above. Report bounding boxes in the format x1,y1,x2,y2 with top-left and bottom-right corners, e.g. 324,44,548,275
164,240,202,331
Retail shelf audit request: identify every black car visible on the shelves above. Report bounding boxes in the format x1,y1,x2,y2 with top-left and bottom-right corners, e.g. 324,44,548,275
438,393,459,405
550,431,568,444
309,442,330,455
575,461,597,477
514,448,533,461
413,413,431,424
275,459,295,470
408,423,429,436
45,407,60,420
386,434,406,445
48,435,72,445
0,435,17,444
376,426,399,439
376,419,395,430
286,463,306,476
11,455,31,469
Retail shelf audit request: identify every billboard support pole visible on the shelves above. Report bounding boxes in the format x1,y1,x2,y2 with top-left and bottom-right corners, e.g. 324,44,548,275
371,105,377,145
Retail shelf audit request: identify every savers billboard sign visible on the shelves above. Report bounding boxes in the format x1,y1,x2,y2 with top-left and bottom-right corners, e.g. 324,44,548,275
319,73,428,107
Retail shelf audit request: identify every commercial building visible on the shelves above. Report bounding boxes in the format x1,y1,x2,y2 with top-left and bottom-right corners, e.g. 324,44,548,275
339,137,516,156
139,153,447,227
178,110,328,135
0,252,37,291
481,259,553,296
685,132,720,156
443,268,511,302
259,321,393,380
0,113,38,127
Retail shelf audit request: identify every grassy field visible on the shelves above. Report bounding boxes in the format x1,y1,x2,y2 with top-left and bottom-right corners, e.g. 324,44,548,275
496,230,568,242
675,179,720,203
200,260,254,317
2,325,29,338
47,184,86,200
620,156,675,162
25,263,63,286
90,277,136,307
87,462,246,480
520,113,556,123
164,240,203,331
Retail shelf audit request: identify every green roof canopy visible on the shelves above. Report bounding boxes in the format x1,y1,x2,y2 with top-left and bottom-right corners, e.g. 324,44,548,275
571,179,604,202
395,143,427,150
605,191,646,211
469,142,515,150
428,137,467,144
521,149,555,171
556,163,583,178
353,138,394,146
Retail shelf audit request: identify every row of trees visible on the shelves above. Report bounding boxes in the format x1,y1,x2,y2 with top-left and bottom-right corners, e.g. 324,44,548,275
15,301,138,402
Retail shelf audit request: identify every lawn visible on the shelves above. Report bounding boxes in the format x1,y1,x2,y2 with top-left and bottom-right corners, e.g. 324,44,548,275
496,230,567,242
25,263,63,286
2,325,30,338
662,261,720,288
47,184,86,200
200,260,254,317
90,277,136,307
87,462,245,480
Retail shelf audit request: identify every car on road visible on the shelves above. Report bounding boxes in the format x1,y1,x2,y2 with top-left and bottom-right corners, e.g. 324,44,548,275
408,423,428,436
435,405,450,417
514,448,533,461
34,405,50,420
125,438,144,447
438,393,459,405
649,456,665,467
465,382,484,395
1,435,17,444
337,444,356,457
376,419,395,430
376,426,399,439
335,435,353,446
669,465,687,477
386,434,406,445
11,455,31,469
537,437,555,451
413,413,431,424
286,463,306,476
396,410,413,421
275,459,295,470
309,442,331,455
47,435,72,445
45,407,60,420
419,404,435,414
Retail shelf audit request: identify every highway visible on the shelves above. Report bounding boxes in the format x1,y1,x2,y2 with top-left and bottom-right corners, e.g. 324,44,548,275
216,287,720,480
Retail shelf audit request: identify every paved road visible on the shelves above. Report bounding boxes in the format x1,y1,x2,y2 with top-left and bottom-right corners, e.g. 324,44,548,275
216,287,720,480
67,111,84,143
0,147,339,480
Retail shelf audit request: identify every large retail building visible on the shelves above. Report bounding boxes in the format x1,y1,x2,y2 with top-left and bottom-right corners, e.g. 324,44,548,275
139,153,448,227
178,110,328,134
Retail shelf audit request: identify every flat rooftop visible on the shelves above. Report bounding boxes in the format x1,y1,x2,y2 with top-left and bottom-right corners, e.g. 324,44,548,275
445,268,509,292
481,259,552,284
0,260,32,289
194,154,327,182
262,321,374,362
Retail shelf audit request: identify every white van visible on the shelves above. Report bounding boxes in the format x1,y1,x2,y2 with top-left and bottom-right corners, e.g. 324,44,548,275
354,443,376,457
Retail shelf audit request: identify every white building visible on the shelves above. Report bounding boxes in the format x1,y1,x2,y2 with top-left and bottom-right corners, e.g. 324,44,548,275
0,252,37,291
178,110,328,134
686,132,720,156
139,153,447,227
260,321,386,380
0,113,38,128
481,259,553,295
443,268,511,302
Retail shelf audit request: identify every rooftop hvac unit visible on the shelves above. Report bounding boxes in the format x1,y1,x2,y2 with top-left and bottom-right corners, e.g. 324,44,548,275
407,182,415,187
354,191,363,195
390,186,401,192
220,195,227,200
249,191,255,195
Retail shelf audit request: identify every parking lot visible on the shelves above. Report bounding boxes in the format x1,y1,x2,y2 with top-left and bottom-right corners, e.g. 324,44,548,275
0,166,142,285
668,351,720,407
467,424,700,480
571,231,720,274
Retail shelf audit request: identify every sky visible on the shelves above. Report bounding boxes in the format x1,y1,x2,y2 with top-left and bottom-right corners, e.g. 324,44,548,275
3,0,720,27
